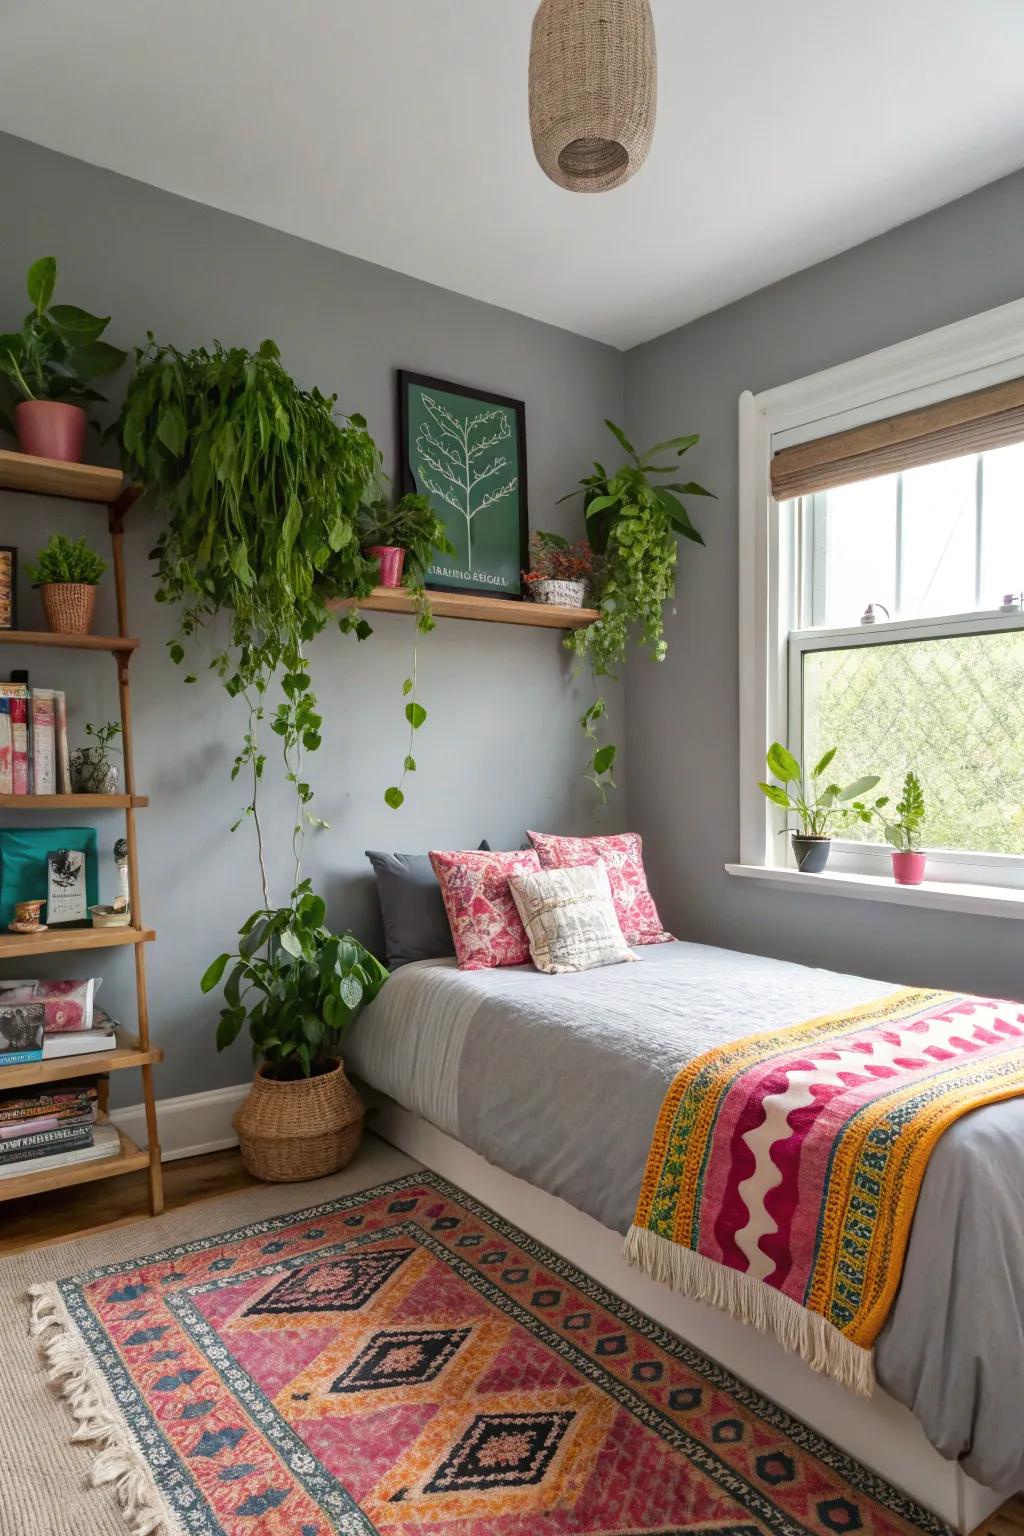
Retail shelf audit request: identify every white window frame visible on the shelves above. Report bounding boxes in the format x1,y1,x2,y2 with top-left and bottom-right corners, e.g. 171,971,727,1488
731,294,1024,915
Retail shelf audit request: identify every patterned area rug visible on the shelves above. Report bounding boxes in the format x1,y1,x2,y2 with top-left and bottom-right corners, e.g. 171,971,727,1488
29,1171,951,1536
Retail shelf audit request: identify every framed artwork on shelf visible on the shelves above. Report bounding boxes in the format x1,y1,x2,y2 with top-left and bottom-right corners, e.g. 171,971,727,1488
398,370,528,599
0,546,17,630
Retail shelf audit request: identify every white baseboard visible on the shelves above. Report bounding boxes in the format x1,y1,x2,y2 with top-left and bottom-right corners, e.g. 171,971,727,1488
115,1082,248,1162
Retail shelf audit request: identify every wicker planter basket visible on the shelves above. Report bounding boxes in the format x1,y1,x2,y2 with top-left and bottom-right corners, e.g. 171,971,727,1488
529,578,587,608
233,1058,364,1183
41,581,97,636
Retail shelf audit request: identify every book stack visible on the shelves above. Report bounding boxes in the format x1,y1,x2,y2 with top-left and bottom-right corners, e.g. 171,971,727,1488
0,990,120,1069
0,683,72,794
0,1080,120,1181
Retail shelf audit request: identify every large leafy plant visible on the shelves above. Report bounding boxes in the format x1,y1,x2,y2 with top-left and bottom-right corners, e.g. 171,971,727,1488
885,770,926,851
202,883,387,1081
0,256,126,431
116,336,381,891
758,743,886,837
562,420,714,791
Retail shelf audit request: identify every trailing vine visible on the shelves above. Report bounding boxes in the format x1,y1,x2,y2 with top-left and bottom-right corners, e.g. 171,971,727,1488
561,420,714,795
116,336,380,887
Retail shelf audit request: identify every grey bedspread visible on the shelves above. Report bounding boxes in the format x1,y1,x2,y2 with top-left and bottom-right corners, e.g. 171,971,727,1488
344,940,1024,1492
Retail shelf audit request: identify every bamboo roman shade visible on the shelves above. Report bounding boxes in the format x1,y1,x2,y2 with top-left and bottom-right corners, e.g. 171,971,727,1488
771,376,1024,500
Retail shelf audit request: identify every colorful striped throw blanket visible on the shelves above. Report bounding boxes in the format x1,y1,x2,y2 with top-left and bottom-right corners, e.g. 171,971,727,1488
625,988,1024,1396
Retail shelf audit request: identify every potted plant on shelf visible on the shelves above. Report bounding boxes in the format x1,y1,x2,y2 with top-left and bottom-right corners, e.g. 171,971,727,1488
0,256,127,462
759,742,886,872
357,491,455,590
203,884,388,1181
886,771,927,885
70,721,122,795
25,533,107,635
561,420,714,793
522,530,596,607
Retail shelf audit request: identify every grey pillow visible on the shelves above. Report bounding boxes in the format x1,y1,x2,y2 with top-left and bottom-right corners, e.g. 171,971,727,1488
366,841,490,969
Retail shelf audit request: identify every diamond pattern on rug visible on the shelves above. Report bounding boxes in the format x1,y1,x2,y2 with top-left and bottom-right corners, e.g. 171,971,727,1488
330,1326,471,1393
243,1247,410,1316
48,1172,954,1536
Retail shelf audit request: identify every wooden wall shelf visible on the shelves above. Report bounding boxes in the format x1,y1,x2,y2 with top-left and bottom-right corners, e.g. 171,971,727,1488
330,586,599,630
0,629,138,653
0,1030,163,1091
0,449,126,504
0,1125,149,1201
0,926,154,959
0,793,148,809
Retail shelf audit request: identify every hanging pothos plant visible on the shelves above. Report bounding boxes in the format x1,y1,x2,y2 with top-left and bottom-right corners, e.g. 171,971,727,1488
561,419,714,793
115,337,392,1078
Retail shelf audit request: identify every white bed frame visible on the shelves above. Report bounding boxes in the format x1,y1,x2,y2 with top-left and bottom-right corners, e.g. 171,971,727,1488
371,1099,1002,1535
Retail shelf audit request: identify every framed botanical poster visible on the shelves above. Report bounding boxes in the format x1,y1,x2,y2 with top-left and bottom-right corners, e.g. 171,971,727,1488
398,370,528,598
0,546,17,630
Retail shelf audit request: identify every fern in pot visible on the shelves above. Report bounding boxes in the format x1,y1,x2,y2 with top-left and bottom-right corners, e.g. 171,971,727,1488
522,530,596,608
71,720,121,795
758,743,886,872
25,533,107,636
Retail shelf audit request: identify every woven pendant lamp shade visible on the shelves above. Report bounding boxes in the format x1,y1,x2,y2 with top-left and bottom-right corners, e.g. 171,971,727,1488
529,0,657,194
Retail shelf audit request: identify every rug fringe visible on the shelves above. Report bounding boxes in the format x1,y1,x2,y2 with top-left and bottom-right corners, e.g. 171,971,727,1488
28,1284,182,1536
623,1225,876,1399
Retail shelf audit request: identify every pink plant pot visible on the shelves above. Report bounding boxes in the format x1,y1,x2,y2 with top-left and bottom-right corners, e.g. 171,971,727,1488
892,850,927,886
15,400,88,463
366,545,406,588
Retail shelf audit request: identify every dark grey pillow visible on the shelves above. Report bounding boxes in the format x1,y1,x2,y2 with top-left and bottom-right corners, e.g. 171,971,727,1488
366,842,490,969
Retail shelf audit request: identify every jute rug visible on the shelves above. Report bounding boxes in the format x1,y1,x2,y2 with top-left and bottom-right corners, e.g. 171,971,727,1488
2,1135,951,1536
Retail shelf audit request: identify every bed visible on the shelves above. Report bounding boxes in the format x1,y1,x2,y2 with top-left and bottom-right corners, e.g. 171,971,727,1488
343,939,1024,1530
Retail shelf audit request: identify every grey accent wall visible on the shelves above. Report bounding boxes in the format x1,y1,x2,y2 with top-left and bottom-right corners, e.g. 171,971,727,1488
0,132,624,1101
624,169,1024,999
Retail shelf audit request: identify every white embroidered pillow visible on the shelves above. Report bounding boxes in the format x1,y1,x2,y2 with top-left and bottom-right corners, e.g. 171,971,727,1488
507,861,634,975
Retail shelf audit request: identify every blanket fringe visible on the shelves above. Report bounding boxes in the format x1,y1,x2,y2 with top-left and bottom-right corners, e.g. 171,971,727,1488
28,1284,181,1536
623,1225,876,1399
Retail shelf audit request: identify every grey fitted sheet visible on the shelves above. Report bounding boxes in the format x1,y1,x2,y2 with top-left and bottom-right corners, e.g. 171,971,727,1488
344,941,1024,1491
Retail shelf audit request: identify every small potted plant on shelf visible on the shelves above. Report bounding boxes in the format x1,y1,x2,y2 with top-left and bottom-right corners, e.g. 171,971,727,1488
522,530,596,607
0,256,127,463
71,720,122,795
759,742,886,873
885,771,927,885
203,884,388,1182
25,533,107,636
357,491,455,589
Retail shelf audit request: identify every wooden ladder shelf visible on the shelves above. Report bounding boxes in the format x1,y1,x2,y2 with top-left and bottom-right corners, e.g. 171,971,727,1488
0,450,163,1216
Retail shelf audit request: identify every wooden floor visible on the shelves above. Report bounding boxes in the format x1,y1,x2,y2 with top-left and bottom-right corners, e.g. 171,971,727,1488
0,1146,260,1257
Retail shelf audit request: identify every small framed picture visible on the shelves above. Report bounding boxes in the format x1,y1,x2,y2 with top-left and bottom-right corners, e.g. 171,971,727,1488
0,547,17,630
47,847,88,925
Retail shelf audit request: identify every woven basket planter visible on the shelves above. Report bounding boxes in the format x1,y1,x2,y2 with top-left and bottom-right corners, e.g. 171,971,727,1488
529,0,657,193
529,578,587,607
40,581,97,636
233,1058,365,1183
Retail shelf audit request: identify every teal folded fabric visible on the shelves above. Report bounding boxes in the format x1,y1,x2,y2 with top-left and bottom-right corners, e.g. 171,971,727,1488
0,826,99,929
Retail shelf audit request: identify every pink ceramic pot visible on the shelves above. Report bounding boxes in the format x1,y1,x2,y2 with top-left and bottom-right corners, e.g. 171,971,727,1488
15,400,87,463
366,545,406,588
892,850,926,886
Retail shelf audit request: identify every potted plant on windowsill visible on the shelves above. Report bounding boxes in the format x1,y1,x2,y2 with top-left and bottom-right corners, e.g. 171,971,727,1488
357,492,455,590
0,256,127,463
202,884,388,1182
522,530,596,607
25,533,107,635
886,771,927,885
759,742,886,873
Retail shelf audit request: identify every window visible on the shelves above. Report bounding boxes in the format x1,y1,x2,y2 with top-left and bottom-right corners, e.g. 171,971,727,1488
735,299,1024,901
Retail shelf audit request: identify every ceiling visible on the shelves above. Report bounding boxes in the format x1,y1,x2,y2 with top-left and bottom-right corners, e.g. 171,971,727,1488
3,1,1024,349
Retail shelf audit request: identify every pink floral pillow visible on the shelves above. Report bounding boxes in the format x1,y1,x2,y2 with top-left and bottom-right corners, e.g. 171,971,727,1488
429,848,542,970
526,831,672,946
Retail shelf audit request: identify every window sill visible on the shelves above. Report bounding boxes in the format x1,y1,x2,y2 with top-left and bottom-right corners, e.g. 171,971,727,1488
724,862,1024,919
